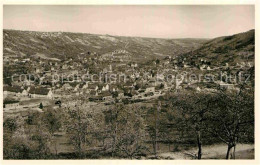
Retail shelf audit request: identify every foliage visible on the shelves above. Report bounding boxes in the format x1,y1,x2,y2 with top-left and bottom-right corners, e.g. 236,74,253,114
39,102,43,109
104,104,147,159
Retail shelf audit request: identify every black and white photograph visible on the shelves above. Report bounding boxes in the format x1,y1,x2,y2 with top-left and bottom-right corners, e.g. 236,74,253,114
1,2,257,161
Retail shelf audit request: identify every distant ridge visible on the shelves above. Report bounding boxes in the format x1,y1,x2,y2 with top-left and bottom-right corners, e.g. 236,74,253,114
3,29,207,61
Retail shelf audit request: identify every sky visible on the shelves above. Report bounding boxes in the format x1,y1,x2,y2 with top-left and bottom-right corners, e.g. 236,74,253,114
3,5,255,39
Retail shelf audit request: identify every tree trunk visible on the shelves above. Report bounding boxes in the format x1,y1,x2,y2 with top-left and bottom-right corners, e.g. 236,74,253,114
112,136,115,157
231,144,236,159
153,140,157,156
154,102,160,157
226,145,232,159
197,131,202,159
54,141,58,156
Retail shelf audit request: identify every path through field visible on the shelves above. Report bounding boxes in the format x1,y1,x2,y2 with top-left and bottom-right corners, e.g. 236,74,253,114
154,144,254,159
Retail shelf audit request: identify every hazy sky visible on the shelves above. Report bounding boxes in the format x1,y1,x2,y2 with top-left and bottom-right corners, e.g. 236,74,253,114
4,5,254,38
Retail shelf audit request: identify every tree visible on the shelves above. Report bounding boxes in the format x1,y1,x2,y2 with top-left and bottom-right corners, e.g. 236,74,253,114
4,115,51,159
104,103,121,157
42,108,62,134
207,89,254,159
112,91,118,98
63,97,104,158
41,108,62,155
3,72,12,86
65,104,90,158
39,102,43,109
159,83,164,89
116,105,147,159
3,116,29,159
146,101,162,157
169,92,213,159
4,118,18,132
134,84,141,90
104,104,147,159
156,59,160,65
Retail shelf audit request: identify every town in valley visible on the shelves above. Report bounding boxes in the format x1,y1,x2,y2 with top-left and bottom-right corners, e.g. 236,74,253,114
3,5,255,160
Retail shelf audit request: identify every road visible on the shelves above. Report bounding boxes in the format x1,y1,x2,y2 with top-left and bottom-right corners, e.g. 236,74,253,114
151,143,254,159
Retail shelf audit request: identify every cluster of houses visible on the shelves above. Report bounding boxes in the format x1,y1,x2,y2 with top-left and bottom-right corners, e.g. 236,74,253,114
4,45,253,113
3,77,167,111
3,85,53,99
101,49,131,62
3,85,53,111
56,79,166,103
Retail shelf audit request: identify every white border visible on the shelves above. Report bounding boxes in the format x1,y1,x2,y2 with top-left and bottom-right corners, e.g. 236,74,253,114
0,1,259,165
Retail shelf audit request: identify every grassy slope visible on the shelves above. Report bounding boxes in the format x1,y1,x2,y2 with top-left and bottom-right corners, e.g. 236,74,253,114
3,29,207,62
178,29,255,66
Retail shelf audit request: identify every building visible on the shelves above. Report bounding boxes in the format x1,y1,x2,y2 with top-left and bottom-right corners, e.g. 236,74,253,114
145,87,155,93
101,91,113,101
28,87,53,99
21,89,29,96
88,84,98,91
102,84,109,91
3,85,23,97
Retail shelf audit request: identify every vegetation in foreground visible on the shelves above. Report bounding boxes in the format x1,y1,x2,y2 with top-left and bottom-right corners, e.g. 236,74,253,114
3,88,254,159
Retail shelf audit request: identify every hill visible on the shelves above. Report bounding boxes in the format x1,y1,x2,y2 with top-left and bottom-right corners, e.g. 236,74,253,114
179,29,255,66
3,29,207,62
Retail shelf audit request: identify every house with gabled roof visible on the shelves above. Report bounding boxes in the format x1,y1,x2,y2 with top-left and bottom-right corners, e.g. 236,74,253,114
82,82,88,89
28,87,53,99
100,91,113,101
21,86,30,96
88,84,98,91
62,83,72,90
109,84,118,92
3,85,23,97
145,86,155,93
102,84,109,91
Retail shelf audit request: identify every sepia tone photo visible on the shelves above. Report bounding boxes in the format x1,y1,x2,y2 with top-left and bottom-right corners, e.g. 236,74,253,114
3,5,255,160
